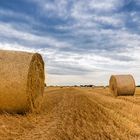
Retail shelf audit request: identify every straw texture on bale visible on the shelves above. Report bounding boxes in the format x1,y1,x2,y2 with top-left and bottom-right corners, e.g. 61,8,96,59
0,50,45,113
109,75,135,96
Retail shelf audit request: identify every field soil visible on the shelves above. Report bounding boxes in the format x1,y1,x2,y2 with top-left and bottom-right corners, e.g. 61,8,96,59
1,87,140,140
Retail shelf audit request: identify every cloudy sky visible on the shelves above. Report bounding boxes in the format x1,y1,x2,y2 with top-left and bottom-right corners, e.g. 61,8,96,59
0,0,140,85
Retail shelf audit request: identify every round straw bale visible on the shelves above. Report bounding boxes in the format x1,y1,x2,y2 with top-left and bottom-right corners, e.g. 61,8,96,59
0,50,45,113
109,75,135,96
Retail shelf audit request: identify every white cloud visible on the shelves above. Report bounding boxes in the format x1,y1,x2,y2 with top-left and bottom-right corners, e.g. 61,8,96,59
70,0,125,29
0,42,38,53
0,22,72,49
34,0,69,18
34,0,125,28
89,0,124,11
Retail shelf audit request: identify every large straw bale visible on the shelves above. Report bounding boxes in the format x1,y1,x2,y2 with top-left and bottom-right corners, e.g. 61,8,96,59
109,75,135,96
0,50,45,113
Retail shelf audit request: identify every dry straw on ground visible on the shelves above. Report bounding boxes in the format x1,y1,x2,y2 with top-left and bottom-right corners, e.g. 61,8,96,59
0,50,45,113
109,75,135,96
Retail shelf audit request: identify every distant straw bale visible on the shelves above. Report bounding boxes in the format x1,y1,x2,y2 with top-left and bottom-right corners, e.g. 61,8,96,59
109,75,135,96
0,50,45,113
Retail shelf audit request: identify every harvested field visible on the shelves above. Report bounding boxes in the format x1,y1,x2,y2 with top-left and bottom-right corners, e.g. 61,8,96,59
1,87,140,139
